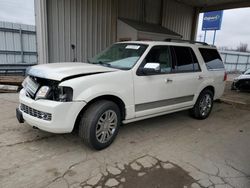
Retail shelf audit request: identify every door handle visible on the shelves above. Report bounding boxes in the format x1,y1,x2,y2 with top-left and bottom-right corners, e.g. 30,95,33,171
198,75,204,80
165,78,173,83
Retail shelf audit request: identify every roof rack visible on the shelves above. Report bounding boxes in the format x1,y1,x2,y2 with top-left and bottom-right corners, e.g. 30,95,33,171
164,38,208,45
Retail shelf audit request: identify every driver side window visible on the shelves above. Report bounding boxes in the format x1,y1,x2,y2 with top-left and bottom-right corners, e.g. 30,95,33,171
144,46,172,74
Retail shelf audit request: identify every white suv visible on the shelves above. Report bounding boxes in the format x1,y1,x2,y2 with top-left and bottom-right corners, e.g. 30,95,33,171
17,40,226,150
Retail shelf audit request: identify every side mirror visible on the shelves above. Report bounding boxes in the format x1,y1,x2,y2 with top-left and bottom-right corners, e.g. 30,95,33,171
142,63,160,75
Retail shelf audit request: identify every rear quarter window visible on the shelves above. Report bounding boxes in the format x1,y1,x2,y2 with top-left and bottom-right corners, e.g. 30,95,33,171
199,48,225,70
171,46,201,72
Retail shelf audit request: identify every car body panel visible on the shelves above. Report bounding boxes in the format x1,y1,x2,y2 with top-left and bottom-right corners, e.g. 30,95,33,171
232,71,250,90
18,41,226,133
60,70,136,120
19,89,86,133
28,62,117,81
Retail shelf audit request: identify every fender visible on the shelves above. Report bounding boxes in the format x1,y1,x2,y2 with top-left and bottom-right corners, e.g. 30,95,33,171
194,77,215,101
59,70,135,119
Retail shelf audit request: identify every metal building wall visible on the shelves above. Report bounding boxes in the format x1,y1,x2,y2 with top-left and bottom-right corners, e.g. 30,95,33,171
45,0,195,63
118,0,194,39
118,0,162,24
47,0,117,63
0,21,37,64
162,0,194,39
118,0,144,22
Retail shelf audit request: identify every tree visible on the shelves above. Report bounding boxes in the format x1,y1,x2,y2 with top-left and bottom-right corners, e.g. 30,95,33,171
218,46,229,51
236,43,248,52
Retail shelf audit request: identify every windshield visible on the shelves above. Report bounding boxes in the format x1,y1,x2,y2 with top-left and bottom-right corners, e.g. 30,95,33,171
88,43,148,70
244,69,250,75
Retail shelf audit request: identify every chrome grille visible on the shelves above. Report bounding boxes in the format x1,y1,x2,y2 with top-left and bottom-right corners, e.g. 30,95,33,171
20,104,52,121
22,77,39,98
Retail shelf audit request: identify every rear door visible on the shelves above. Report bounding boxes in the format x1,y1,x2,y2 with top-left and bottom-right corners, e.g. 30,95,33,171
168,45,204,105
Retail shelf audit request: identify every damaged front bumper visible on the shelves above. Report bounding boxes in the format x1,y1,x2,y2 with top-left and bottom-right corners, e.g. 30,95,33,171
17,89,86,133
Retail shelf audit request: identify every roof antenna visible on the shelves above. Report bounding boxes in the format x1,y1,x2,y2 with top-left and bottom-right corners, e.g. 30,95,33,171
71,44,77,62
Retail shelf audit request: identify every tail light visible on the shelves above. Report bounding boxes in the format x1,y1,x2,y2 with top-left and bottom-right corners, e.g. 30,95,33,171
223,72,227,81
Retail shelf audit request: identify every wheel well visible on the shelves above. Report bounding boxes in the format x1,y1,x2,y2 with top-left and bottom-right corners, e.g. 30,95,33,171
73,95,126,132
202,86,215,96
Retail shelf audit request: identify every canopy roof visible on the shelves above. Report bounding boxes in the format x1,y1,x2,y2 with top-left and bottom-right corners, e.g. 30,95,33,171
178,0,250,12
119,18,182,37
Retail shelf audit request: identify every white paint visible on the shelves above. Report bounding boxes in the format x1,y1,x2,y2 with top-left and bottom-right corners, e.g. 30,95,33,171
19,41,226,134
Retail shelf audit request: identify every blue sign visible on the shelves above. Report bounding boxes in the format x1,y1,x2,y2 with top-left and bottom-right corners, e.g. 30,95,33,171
202,11,223,31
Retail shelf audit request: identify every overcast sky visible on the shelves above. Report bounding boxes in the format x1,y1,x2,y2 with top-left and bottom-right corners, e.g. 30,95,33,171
0,0,249,49
196,7,250,49
0,0,35,25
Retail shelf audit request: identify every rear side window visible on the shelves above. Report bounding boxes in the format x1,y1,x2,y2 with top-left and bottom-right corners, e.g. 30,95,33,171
199,48,224,70
171,46,200,72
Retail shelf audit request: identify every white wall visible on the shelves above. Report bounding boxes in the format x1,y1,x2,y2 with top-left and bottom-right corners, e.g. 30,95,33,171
138,31,181,41
117,20,138,41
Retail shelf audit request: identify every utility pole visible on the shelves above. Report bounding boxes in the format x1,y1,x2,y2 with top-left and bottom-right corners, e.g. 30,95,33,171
204,30,207,43
198,34,203,42
212,30,217,45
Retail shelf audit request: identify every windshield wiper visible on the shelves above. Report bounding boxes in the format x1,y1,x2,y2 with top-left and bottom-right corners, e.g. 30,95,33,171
94,61,111,67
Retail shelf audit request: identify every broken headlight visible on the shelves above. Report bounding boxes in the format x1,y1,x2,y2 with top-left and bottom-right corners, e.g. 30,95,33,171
35,86,51,100
35,86,73,102
57,86,73,102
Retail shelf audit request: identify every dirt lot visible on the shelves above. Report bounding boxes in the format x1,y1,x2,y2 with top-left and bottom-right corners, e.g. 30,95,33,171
0,85,250,188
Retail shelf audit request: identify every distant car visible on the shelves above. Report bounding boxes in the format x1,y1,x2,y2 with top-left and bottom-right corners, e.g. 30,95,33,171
231,69,250,91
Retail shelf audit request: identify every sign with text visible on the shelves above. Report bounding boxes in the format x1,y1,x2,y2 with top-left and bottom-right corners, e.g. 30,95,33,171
202,11,223,30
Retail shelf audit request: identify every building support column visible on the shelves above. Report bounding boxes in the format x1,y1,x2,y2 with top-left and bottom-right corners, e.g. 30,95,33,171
190,8,200,41
34,0,48,64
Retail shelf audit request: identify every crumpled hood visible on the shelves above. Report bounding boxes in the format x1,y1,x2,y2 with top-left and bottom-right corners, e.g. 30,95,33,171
28,62,118,81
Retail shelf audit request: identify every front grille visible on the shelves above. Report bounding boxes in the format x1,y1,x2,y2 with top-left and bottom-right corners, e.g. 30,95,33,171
20,103,52,121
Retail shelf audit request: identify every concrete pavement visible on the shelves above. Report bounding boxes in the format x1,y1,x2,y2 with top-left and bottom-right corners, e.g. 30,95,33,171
0,93,250,188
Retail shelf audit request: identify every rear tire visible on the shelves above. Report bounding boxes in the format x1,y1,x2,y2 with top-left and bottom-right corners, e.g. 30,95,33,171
190,89,214,120
79,100,121,150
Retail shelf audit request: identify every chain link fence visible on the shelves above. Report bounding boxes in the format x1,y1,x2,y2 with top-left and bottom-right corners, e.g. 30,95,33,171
220,51,250,73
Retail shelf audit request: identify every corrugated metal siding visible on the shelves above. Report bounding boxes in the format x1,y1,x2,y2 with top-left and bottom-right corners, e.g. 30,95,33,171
47,0,117,63
0,21,37,64
144,0,162,24
118,0,194,39
118,0,144,22
45,0,195,63
162,0,194,39
118,0,162,24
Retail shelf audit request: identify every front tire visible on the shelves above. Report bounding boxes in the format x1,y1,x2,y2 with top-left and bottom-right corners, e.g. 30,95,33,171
79,100,121,150
190,89,214,119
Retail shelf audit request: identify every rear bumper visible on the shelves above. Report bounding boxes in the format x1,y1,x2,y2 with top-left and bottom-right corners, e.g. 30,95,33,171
18,89,86,133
